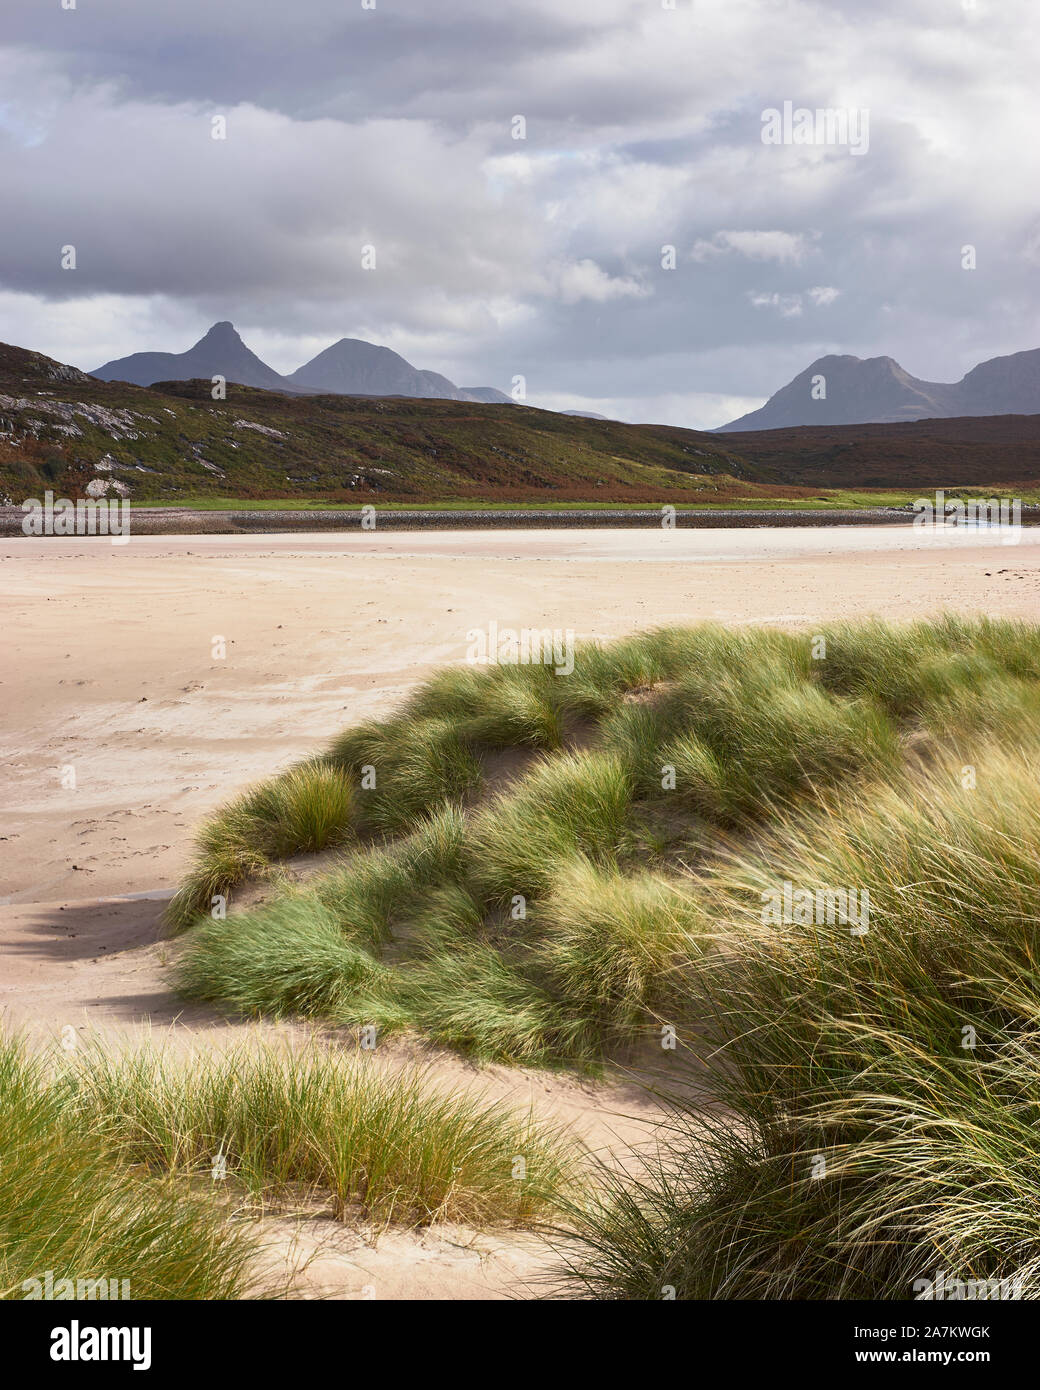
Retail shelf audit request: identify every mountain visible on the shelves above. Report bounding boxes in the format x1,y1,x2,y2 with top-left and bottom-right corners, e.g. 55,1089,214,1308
719,348,1040,431
957,348,1040,415
92,322,512,405
91,321,292,392
288,338,467,400
460,386,514,404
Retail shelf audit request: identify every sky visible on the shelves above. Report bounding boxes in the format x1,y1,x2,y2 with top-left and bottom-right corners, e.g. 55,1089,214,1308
2,0,1038,428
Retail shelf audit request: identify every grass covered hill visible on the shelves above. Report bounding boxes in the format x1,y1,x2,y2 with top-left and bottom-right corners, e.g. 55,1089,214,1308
0,341,771,505
168,617,1040,1299
4,338,1040,505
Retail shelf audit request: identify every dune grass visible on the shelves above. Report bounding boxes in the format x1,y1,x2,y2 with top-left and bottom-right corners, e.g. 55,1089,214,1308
605,666,898,823
533,857,707,1048
404,662,568,749
397,947,596,1067
172,617,1040,1084
558,743,1040,1299
164,615,1040,1297
167,759,355,931
0,1035,255,1301
465,749,633,906
177,895,392,1020
0,1029,582,1301
65,1041,580,1228
327,716,484,835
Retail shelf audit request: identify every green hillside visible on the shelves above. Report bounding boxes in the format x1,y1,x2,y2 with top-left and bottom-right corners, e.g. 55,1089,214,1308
0,342,772,505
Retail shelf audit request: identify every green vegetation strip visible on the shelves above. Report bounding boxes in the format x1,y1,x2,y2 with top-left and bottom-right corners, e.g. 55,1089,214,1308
131,487,1040,512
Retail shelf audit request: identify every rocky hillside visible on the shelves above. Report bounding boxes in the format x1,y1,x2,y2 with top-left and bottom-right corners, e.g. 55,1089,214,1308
0,341,764,504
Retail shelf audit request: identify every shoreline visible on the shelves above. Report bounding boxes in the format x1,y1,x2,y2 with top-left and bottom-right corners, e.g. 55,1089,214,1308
5,503,1040,536
0,504,936,535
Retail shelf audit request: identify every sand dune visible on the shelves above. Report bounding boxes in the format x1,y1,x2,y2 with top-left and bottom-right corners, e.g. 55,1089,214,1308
2,526,1037,1297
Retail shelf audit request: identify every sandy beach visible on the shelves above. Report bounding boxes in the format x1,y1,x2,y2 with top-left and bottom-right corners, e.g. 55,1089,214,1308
4,522,1034,900
3,524,1038,974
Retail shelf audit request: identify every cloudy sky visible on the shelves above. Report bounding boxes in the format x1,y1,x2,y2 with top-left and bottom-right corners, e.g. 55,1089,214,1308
2,0,1038,427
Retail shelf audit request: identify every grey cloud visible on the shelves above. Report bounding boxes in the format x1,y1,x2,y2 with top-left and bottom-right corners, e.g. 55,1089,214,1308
1,0,1038,426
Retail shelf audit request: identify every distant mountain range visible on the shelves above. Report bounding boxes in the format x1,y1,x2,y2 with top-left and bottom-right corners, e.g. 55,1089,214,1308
91,321,513,404
92,328,1040,432
719,348,1040,431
